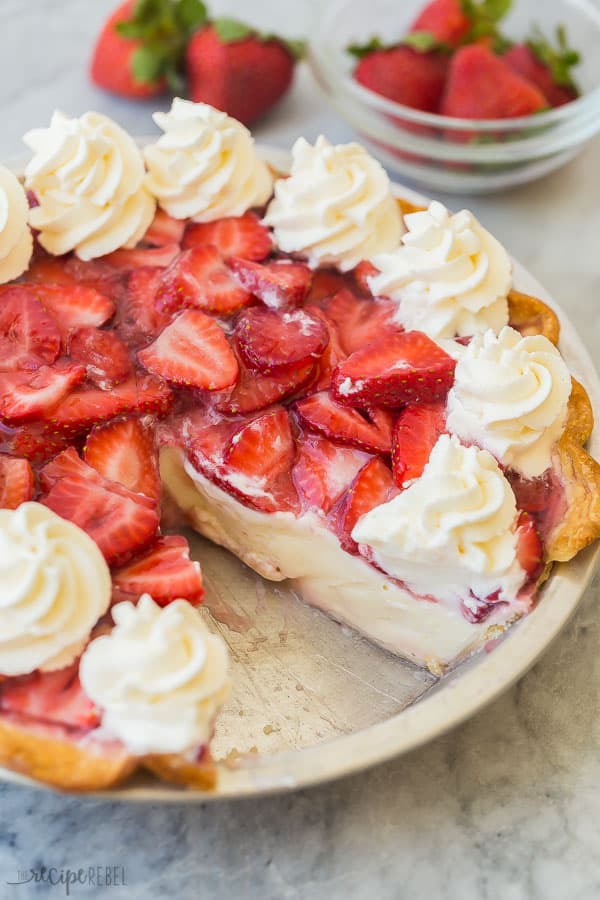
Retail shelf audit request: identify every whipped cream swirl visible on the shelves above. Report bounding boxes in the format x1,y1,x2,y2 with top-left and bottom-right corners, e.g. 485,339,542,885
446,326,572,477
0,503,111,677
144,99,273,221
353,435,525,605
80,595,230,755
369,201,511,339
0,165,33,283
264,136,404,272
24,110,155,260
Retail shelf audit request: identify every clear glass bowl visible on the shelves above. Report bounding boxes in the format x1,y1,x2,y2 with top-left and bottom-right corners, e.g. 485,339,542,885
308,0,600,193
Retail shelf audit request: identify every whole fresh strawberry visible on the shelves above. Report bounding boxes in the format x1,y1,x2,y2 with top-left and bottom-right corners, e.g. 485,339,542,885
91,0,303,123
503,26,580,108
351,44,449,112
186,20,303,125
441,44,547,118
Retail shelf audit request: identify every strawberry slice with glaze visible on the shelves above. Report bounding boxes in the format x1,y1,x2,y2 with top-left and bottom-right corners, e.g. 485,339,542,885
353,261,379,296
333,331,456,408
183,212,272,261
138,310,239,391
47,374,172,437
116,267,172,349
330,456,398,553
102,243,180,271
0,363,86,424
84,416,161,503
215,351,315,415
42,469,160,566
0,664,100,730
0,455,34,509
0,288,61,371
305,270,350,305
143,209,186,247
229,258,312,309
392,401,447,486
69,327,132,389
112,535,204,606
516,511,544,583
220,406,299,514
295,391,393,454
25,283,115,335
235,306,329,374
156,246,252,315
292,433,371,514
0,424,73,466
317,289,400,356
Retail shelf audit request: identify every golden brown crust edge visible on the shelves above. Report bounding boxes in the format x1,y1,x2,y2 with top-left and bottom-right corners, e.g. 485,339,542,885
547,380,600,563
0,716,218,793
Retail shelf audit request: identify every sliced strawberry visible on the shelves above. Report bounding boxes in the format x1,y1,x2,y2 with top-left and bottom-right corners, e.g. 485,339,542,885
42,472,160,566
333,332,456,408
84,416,160,503
330,456,398,553
102,243,180,271
391,401,446,486
156,246,252,315
69,327,132,389
228,258,312,309
0,363,86,425
47,374,172,437
0,424,73,466
295,391,393,454
235,306,329,374
143,209,186,247
25,283,115,334
112,535,203,606
0,664,99,730
138,310,239,391
215,351,315,415
292,433,371,514
310,308,347,391
0,455,34,509
318,289,400,356
183,212,272,261
39,446,97,490
516,511,544,582
306,269,350,305
0,288,61,371
221,406,299,513
116,267,172,349
186,410,246,474
353,261,379,296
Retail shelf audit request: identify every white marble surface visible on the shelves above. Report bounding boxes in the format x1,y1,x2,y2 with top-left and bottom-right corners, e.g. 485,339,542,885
1,1,600,898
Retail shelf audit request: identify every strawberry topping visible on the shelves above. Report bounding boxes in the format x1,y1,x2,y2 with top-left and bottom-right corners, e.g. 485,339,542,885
0,455,34,509
84,416,161,503
295,391,393,454
112,535,204,606
157,246,252,315
0,664,100,730
235,306,329,374
316,289,400,356
183,212,272,261
292,433,371,514
69,327,133,389
332,331,456,408
229,258,312,309
138,310,239,391
0,288,61,371
0,363,86,425
392,401,447,486
330,456,398,553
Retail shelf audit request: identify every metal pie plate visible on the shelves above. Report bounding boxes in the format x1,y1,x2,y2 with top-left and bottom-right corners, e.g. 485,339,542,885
2,146,599,801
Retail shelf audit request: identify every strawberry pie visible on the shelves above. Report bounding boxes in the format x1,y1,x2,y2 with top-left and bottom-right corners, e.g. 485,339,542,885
0,98,598,792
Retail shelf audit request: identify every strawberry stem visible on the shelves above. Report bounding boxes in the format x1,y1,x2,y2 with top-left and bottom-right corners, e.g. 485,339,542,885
527,23,581,91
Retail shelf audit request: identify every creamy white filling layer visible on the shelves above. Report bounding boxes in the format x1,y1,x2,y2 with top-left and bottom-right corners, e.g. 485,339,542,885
160,448,528,672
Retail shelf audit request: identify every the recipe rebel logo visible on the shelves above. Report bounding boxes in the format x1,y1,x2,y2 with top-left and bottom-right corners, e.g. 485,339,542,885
6,865,127,894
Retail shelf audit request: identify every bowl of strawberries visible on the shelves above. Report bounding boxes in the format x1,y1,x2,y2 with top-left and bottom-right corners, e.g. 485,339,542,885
309,0,600,193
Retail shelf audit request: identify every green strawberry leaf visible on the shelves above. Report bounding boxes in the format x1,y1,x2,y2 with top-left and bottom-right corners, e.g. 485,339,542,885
347,37,387,59
131,44,166,84
403,31,451,53
175,0,207,32
213,18,254,43
527,23,581,90
462,0,512,24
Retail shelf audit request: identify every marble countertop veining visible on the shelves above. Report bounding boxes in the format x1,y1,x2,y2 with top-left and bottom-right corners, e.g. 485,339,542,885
1,1,600,898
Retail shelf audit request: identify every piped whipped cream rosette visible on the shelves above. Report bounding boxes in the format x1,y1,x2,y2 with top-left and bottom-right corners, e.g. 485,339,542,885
0,503,111,677
352,435,527,608
80,595,230,756
446,326,572,478
24,110,155,260
144,99,273,222
264,135,404,271
0,165,33,283
368,200,512,339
